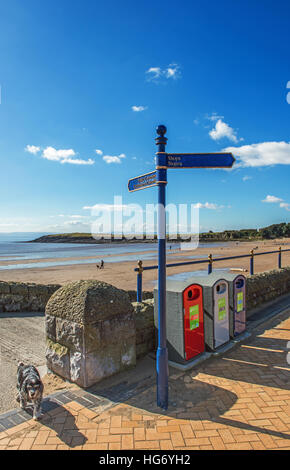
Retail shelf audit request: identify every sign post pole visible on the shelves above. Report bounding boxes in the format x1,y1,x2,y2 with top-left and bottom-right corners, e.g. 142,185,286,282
155,125,169,410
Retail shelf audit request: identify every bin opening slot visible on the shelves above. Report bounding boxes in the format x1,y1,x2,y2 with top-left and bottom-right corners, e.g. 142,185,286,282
235,279,244,289
187,288,200,300
216,283,227,294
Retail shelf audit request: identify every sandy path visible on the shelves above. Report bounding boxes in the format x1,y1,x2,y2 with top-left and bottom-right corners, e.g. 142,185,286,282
0,312,46,413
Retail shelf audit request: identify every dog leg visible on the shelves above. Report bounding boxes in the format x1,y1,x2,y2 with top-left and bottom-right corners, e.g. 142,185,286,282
20,398,27,410
33,399,42,420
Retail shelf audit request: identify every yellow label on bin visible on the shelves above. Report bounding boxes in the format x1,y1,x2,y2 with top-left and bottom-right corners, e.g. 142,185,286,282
218,298,226,321
237,292,244,312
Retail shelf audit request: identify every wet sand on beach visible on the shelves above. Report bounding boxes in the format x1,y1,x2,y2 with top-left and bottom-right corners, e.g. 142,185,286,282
0,239,289,292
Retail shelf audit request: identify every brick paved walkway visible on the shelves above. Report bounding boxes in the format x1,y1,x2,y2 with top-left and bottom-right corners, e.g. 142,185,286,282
0,309,289,450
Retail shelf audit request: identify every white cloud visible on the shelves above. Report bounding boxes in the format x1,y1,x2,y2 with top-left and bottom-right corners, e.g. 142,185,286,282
132,105,147,112
193,202,224,210
224,141,290,168
63,220,90,226
83,204,128,212
146,67,162,79
53,214,89,219
61,157,94,165
25,145,40,154
262,195,283,203
146,63,181,82
209,119,240,143
41,146,94,165
262,195,290,211
42,147,75,161
95,149,103,155
164,63,181,79
206,113,225,122
242,175,252,181
280,202,290,211
102,153,126,164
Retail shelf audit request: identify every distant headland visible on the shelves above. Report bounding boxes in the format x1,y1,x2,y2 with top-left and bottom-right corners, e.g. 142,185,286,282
29,223,290,244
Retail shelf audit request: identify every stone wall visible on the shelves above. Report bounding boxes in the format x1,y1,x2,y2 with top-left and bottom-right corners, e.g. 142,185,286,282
0,281,61,312
132,299,155,359
246,267,290,312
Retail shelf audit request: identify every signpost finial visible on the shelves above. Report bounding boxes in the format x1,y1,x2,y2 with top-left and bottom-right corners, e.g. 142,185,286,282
156,124,167,136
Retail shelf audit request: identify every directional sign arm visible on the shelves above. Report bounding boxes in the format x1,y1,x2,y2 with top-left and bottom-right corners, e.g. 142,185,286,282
128,170,157,192
166,153,235,168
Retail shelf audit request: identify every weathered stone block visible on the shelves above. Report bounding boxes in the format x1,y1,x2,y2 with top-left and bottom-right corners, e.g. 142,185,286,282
45,339,70,381
85,350,121,387
56,318,83,351
70,351,85,385
45,280,136,387
45,314,56,340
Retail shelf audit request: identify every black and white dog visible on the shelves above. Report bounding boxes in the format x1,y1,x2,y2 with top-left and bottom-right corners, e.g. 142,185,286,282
16,363,44,420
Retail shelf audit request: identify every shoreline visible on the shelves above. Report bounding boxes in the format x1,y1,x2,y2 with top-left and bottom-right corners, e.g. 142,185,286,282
0,239,289,291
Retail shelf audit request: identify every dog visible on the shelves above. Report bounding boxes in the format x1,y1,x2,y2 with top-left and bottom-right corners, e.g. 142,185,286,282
16,363,44,420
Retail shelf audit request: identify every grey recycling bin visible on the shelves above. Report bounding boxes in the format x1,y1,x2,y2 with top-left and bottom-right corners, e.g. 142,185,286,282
186,273,230,351
215,272,246,338
154,279,205,365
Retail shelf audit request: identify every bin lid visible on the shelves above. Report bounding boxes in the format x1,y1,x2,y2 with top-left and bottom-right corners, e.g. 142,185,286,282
213,271,246,283
154,272,230,293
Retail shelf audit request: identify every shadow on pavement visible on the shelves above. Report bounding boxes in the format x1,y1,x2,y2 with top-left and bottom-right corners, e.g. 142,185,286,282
22,399,87,448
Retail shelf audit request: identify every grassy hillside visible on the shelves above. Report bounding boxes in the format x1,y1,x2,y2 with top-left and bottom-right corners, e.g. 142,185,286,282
30,222,290,243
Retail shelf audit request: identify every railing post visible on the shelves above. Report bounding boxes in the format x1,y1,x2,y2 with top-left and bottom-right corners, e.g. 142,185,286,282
208,254,213,274
278,246,282,269
250,249,254,275
137,260,143,302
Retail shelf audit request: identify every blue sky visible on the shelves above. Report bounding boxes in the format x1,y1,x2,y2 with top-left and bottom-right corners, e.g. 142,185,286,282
0,0,290,234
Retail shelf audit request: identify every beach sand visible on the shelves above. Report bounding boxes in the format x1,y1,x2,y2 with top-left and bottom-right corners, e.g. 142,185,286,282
0,239,289,292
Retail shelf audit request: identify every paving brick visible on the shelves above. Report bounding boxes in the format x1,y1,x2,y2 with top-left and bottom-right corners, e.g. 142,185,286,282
194,430,220,438
225,442,253,450
185,437,211,446
160,439,174,450
18,437,35,450
122,434,134,449
180,424,194,439
83,443,108,450
209,437,226,450
171,431,185,447
275,439,290,448
218,429,236,444
97,434,121,443
157,425,180,433
135,440,160,449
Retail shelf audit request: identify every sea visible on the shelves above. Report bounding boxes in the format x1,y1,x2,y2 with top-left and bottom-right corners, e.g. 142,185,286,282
0,233,227,271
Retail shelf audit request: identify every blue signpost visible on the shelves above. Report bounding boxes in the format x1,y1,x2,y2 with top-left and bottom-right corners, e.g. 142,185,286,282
128,124,235,410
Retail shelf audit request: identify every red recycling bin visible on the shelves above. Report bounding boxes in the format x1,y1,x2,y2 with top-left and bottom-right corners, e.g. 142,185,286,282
183,284,205,361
